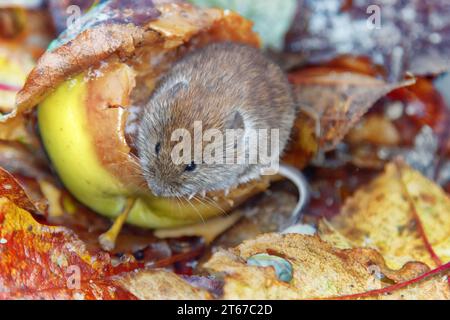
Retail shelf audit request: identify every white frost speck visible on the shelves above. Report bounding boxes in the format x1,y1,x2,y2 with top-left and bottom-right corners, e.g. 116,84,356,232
428,33,442,44
385,101,404,120
363,236,373,246
283,224,317,236
73,292,85,300
0,238,7,244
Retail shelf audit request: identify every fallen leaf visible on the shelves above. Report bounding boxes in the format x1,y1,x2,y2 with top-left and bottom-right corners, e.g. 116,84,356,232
286,68,414,159
285,0,450,80
321,162,450,269
0,197,140,299
116,269,212,300
47,0,161,51
202,233,450,299
330,76,450,172
0,165,41,214
399,162,450,264
1,169,448,300
329,261,450,300
291,70,413,151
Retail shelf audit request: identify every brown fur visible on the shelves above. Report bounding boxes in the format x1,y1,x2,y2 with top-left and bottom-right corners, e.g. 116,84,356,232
137,42,296,197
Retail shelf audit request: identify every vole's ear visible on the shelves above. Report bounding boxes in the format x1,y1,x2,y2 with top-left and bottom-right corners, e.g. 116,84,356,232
226,110,247,150
226,110,245,130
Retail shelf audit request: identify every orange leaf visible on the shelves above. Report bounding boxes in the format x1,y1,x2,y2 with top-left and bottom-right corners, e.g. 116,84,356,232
0,197,143,299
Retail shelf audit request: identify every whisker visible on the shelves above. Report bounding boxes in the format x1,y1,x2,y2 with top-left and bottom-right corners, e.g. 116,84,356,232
195,195,228,217
186,196,206,224
175,195,183,216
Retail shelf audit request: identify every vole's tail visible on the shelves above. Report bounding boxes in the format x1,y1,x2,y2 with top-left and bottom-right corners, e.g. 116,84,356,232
277,164,310,228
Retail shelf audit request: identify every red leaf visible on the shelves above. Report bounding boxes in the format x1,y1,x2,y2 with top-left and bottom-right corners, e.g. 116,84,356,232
0,197,143,299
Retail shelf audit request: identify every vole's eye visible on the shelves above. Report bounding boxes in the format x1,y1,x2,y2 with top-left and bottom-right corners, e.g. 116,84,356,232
155,142,161,155
185,161,197,172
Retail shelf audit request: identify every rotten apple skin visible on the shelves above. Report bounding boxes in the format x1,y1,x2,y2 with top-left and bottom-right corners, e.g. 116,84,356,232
37,74,227,229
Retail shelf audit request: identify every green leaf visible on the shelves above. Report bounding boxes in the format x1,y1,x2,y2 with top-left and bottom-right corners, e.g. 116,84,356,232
189,0,297,50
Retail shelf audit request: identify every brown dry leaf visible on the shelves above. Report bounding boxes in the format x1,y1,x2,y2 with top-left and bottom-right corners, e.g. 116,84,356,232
116,269,212,300
0,165,42,214
287,68,414,157
321,162,449,270
202,233,450,300
399,163,450,264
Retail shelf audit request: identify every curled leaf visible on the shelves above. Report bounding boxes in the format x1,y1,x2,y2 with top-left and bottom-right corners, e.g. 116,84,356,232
286,67,414,159
0,165,41,214
47,0,161,51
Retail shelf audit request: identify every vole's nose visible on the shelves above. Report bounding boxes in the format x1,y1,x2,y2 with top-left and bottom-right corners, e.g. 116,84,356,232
150,184,164,197
148,180,170,197
151,188,163,197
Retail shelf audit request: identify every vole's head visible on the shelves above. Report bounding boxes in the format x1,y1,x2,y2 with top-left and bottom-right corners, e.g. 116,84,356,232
137,74,247,198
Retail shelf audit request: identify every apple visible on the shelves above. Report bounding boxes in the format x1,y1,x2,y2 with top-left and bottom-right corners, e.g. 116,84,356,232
38,66,269,229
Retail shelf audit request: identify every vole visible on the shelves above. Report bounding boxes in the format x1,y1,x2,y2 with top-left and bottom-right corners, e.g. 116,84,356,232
136,42,308,217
